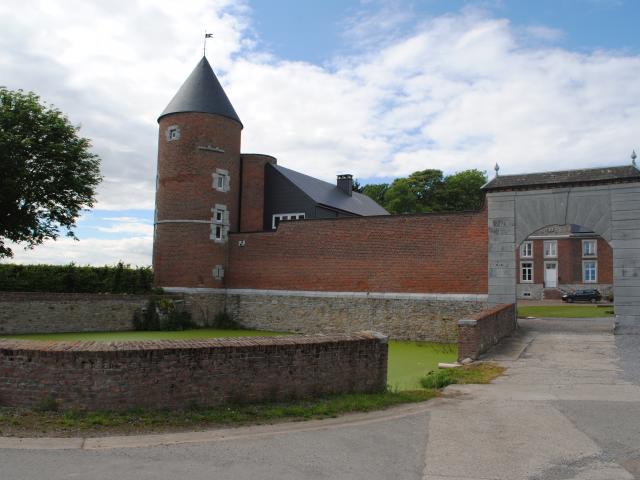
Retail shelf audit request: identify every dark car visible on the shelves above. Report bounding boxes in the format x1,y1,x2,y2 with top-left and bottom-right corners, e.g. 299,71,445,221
561,289,602,303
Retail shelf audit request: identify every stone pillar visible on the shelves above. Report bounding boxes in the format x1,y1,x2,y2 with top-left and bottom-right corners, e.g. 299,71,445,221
611,183,640,334
487,192,517,306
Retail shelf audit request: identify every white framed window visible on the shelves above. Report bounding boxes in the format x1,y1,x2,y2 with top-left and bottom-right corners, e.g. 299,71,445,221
211,204,229,243
165,125,180,141
543,240,557,258
520,262,533,283
583,239,597,257
583,260,597,283
272,213,305,230
213,265,224,280
520,241,533,258
212,168,230,192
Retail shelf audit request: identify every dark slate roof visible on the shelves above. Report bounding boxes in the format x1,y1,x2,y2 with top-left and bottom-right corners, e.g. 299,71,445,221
158,57,242,126
272,165,389,216
483,165,640,191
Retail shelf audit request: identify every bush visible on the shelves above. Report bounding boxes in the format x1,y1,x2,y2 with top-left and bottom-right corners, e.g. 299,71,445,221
0,262,154,294
133,297,195,331
420,370,455,389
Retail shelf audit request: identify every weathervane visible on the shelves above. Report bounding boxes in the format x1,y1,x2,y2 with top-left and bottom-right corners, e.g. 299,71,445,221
203,31,213,57
632,150,637,168
494,163,500,177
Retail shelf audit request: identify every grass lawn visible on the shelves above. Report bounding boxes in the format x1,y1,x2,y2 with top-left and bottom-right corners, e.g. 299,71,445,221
517,305,614,318
0,389,438,437
0,329,286,342
1,330,458,391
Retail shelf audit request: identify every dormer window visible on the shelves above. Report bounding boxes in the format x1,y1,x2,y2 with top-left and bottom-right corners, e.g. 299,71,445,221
165,125,180,141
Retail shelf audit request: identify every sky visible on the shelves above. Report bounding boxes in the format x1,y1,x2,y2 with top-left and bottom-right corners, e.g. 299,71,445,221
1,0,639,266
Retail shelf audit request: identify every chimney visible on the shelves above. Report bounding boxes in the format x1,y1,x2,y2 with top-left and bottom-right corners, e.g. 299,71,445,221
337,174,353,196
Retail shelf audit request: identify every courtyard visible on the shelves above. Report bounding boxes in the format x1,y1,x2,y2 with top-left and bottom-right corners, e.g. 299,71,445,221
1,317,637,479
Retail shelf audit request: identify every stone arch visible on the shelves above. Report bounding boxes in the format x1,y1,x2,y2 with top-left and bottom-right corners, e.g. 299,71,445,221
486,176,640,334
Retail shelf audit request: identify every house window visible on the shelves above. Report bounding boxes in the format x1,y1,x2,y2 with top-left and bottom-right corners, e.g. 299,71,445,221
583,260,597,283
212,169,230,192
165,125,180,141
211,204,229,243
272,213,305,230
583,239,597,257
543,240,557,258
521,262,533,283
520,241,533,258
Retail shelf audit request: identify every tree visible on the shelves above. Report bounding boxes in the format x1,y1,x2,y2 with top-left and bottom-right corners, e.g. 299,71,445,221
361,183,389,205
360,168,487,214
435,169,487,212
0,87,102,257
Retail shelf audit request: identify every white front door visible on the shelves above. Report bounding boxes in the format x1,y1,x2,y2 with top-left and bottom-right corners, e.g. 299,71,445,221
545,262,558,288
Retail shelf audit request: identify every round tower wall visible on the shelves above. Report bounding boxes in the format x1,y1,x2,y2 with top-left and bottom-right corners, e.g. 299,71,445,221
153,112,242,288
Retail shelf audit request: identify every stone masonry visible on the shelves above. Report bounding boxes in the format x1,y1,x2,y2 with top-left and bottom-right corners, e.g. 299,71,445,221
0,292,148,335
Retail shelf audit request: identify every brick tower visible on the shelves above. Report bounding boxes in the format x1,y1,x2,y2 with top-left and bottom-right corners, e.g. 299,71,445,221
153,57,243,288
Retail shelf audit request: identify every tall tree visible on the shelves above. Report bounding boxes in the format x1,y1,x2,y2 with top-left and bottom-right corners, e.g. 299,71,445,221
0,87,102,257
435,169,487,211
360,168,487,214
361,183,389,206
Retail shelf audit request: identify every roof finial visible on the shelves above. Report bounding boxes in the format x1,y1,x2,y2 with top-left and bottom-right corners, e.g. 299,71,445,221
203,31,213,57
632,150,637,168
494,163,500,177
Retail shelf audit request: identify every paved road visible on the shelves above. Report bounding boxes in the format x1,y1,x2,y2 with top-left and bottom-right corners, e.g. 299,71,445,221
1,317,639,480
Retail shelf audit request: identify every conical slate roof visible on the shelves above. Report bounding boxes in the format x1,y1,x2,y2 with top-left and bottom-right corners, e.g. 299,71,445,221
158,57,242,126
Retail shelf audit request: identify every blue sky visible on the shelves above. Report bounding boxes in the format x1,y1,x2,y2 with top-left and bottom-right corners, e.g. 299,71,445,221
1,0,639,265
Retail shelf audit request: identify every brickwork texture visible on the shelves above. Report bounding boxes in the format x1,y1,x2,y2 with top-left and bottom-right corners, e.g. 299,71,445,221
0,333,388,411
228,209,488,293
458,303,517,360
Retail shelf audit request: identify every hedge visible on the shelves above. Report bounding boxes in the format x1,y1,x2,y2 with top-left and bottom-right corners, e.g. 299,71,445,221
0,262,154,294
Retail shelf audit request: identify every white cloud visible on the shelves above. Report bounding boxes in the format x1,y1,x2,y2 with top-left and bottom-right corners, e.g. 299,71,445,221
2,2,639,265
2,236,152,266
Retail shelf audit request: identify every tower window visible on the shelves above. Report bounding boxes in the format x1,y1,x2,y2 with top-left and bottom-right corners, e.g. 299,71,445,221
213,265,225,280
165,125,180,141
213,169,230,192
211,204,229,243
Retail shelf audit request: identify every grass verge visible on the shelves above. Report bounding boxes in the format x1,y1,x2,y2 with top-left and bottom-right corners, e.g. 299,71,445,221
517,305,614,319
0,389,437,438
421,363,505,389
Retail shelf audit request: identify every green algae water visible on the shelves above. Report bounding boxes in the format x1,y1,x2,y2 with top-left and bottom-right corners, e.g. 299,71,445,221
387,341,458,390
1,330,457,391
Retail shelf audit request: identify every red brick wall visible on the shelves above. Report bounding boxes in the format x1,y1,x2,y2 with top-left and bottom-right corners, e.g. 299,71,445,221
228,209,488,293
154,112,241,288
0,333,388,411
240,154,277,232
458,303,516,361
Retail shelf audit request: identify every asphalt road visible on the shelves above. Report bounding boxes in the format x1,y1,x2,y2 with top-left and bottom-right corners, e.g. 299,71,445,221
1,317,638,480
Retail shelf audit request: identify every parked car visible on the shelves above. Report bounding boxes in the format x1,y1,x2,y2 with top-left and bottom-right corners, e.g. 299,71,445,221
561,289,602,303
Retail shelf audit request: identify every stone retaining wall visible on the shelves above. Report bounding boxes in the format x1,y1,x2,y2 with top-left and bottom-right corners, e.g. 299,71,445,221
0,332,388,411
458,303,517,360
179,290,488,343
0,292,149,334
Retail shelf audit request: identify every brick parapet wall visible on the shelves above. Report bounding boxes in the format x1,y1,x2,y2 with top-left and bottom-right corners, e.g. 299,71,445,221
0,292,149,334
228,208,488,293
457,303,517,361
0,332,388,411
